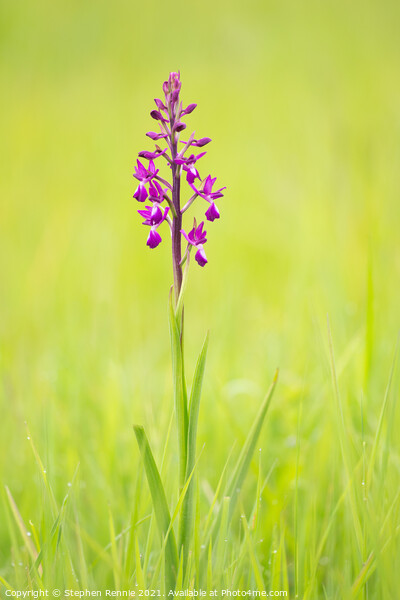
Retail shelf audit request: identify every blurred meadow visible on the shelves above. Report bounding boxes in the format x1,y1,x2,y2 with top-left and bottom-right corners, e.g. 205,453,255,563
1,0,400,597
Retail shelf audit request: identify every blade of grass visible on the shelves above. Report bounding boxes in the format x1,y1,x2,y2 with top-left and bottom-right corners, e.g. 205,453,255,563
149,447,204,591
214,496,230,580
5,486,43,581
224,370,278,515
133,424,179,592
200,371,278,571
25,423,58,519
327,318,364,558
108,505,121,589
0,576,15,592
134,535,145,589
206,541,213,593
203,442,237,536
366,335,399,493
169,288,188,491
179,331,209,571
241,512,265,592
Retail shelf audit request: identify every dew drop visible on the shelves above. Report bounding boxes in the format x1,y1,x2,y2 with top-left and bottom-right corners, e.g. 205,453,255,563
201,544,205,549
43,470,46,474
27,532,31,537
27,436,30,440
67,482,72,487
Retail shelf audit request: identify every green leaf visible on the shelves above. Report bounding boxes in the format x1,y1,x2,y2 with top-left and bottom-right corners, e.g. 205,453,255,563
5,486,43,582
179,331,209,570
214,496,230,578
133,425,178,592
241,512,265,592
134,535,145,589
366,336,399,492
169,288,188,490
149,447,204,592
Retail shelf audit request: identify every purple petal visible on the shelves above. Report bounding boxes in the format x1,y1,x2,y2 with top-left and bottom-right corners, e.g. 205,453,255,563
183,103,197,115
203,175,213,194
146,131,167,141
160,206,170,223
195,247,208,267
147,229,162,249
154,98,166,110
173,121,186,132
150,204,163,223
150,110,167,122
210,190,225,200
194,222,207,245
205,202,220,222
193,137,212,147
138,151,158,160
186,169,199,184
181,228,195,245
138,205,151,219
133,184,148,202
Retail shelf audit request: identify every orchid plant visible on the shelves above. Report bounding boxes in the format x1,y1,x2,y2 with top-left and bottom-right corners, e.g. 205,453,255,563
132,72,277,593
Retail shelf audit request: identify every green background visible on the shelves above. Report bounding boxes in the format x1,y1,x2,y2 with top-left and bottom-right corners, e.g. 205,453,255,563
1,0,399,596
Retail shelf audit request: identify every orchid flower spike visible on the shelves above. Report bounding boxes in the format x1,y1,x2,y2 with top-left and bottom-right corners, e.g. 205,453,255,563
133,71,226,280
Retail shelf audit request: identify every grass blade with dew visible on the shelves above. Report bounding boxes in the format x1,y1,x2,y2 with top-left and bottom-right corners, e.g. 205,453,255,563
134,535,145,589
241,511,265,592
4,486,43,582
133,425,179,592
